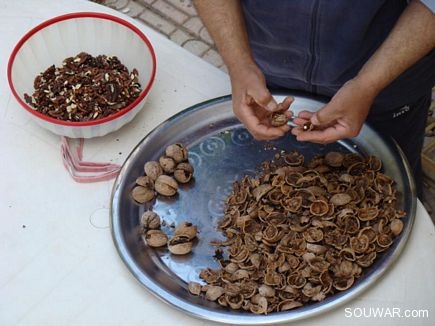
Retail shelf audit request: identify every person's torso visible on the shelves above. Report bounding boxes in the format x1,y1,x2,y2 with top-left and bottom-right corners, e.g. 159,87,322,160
242,0,435,108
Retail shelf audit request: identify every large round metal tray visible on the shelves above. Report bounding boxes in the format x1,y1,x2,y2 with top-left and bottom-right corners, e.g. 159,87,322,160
110,93,416,325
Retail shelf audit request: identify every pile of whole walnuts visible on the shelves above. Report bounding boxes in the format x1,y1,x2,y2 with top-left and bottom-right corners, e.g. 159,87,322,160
131,143,194,203
131,143,198,255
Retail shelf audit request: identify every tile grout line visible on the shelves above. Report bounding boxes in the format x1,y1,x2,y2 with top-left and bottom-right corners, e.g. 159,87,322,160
96,0,226,71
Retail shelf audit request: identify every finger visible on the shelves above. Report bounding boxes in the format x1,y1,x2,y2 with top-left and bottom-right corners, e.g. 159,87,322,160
277,96,295,112
236,103,290,140
310,106,341,127
248,88,278,112
250,124,291,140
291,124,348,144
292,110,313,125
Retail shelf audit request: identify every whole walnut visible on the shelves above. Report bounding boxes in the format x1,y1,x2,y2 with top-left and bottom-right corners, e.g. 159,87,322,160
154,175,178,196
159,155,176,174
140,211,161,229
144,161,163,180
165,143,188,163
135,175,154,189
131,185,155,203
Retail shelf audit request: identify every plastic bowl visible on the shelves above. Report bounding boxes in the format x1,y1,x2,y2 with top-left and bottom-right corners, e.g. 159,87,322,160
7,12,156,138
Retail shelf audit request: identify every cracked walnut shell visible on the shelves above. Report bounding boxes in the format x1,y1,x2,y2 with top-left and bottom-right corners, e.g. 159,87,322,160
142,229,168,248
165,143,188,163
192,150,406,314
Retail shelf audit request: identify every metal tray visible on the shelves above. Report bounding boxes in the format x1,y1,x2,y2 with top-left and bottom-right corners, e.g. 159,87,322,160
110,93,416,325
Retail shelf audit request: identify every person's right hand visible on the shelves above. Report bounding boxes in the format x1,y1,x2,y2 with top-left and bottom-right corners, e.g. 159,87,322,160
229,63,294,140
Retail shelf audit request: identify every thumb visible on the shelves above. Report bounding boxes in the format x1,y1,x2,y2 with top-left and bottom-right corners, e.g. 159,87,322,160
311,106,338,126
249,88,278,112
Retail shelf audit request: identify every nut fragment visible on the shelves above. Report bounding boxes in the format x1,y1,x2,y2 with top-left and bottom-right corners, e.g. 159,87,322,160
303,121,314,131
270,112,287,127
154,175,178,196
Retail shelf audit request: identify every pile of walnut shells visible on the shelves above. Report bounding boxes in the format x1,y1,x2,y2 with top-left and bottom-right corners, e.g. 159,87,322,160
188,150,406,314
132,143,194,203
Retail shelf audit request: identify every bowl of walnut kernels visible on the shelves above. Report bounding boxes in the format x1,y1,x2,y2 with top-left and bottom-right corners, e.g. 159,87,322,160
7,12,156,138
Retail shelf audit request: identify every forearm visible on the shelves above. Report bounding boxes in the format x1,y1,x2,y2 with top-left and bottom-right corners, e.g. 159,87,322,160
355,0,435,98
193,0,255,73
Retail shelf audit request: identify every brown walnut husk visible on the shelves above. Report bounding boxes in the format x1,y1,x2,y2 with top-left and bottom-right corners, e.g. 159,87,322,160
191,150,406,314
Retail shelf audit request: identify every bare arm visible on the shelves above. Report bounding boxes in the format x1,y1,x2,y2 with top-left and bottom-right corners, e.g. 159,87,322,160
356,0,435,97
193,1,253,73
295,0,435,142
193,0,294,140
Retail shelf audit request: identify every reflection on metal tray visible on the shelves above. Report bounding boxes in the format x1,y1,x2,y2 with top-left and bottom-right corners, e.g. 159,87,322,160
110,93,416,325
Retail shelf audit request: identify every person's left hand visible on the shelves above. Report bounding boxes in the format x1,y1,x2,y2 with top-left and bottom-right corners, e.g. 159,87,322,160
291,79,376,143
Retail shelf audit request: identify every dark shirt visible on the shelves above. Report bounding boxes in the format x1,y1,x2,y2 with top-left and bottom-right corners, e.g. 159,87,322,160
242,0,435,110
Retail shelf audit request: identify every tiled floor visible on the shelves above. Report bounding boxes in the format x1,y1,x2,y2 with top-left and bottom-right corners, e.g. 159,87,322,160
95,0,226,71
94,0,435,225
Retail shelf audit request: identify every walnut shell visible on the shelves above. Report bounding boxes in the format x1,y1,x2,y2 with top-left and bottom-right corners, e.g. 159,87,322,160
131,185,155,203
144,161,163,181
155,175,178,196
188,282,202,296
205,286,225,301
159,155,176,174
174,162,194,183
168,235,193,255
174,221,197,240
143,230,168,247
390,219,404,236
270,112,287,127
324,151,344,167
140,211,161,229
165,143,188,163
135,175,154,189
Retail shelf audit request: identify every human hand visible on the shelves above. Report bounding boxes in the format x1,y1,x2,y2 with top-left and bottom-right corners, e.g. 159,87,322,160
291,79,376,143
229,63,294,140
